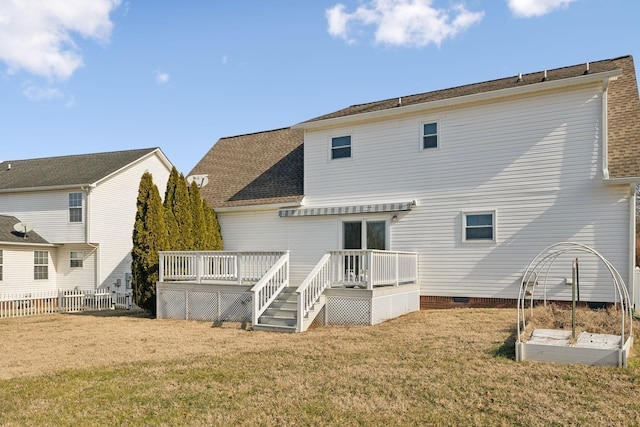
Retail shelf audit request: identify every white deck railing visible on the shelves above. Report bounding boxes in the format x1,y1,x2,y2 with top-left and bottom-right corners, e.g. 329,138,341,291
293,250,418,331
329,250,418,289
251,252,290,325
159,251,287,285
296,253,332,332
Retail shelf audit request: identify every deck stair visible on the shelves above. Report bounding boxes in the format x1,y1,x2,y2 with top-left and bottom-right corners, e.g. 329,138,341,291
252,287,326,333
253,287,298,332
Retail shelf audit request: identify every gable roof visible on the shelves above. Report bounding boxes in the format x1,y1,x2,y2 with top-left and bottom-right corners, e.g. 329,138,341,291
189,128,304,208
192,55,640,209
299,55,640,180
0,148,167,193
0,215,50,245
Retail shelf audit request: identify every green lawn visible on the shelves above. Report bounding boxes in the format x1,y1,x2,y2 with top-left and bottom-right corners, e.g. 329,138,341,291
1,308,639,426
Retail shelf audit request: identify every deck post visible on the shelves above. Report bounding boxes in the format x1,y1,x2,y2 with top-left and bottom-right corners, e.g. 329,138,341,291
395,252,399,286
159,252,164,282
368,251,374,290
195,253,201,283
236,254,242,286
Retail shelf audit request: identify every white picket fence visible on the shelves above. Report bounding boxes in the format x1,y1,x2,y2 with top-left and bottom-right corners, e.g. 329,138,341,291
0,288,135,319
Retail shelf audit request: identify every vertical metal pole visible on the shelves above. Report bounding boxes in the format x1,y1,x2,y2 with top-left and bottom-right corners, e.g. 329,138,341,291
576,258,580,302
572,258,577,339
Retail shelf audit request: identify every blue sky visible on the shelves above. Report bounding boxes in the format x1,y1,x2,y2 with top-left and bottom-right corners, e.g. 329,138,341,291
1,0,638,175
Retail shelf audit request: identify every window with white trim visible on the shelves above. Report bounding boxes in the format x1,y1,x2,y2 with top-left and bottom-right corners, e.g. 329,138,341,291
463,212,495,242
34,250,49,280
0,249,3,281
70,251,84,268
342,220,387,250
69,192,82,222
421,122,438,150
331,135,352,160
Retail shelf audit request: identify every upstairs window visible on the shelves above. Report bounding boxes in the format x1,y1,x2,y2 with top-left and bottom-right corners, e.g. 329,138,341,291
69,192,83,223
34,250,49,280
463,212,495,242
331,135,352,159
70,251,84,268
422,122,438,150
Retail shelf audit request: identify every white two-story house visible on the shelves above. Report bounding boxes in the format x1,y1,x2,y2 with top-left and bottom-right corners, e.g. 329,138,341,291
189,55,640,310
0,148,172,296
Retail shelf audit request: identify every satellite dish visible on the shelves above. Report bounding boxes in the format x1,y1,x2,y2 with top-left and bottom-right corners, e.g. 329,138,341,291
13,222,33,235
186,174,209,188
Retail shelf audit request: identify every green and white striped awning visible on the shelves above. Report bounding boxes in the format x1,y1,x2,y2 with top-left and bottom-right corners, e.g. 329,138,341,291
279,201,415,217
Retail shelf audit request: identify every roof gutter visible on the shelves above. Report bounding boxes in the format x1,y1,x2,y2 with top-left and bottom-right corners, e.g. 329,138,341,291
0,241,57,247
0,183,96,194
293,69,623,131
214,200,304,213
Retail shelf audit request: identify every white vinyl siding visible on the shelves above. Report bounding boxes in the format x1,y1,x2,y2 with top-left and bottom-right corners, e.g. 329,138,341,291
0,249,3,281
89,153,171,289
296,84,631,302
0,150,171,292
0,190,86,243
0,246,58,294
56,244,95,291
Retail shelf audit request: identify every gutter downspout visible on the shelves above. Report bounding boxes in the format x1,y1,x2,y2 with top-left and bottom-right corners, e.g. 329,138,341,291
630,184,638,309
82,185,99,292
602,77,610,181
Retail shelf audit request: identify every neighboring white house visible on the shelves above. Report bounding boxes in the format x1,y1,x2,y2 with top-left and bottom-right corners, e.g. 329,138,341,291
0,148,172,295
189,55,640,308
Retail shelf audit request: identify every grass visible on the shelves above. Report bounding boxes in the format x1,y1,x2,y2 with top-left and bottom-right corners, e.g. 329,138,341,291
0,308,639,426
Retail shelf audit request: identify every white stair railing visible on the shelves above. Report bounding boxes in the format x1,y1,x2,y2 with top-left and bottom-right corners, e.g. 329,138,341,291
251,251,290,325
296,253,332,332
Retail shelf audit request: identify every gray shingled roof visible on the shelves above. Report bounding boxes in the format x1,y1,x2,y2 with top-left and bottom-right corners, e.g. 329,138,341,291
189,128,304,208
0,215,50,245
0,148,160,192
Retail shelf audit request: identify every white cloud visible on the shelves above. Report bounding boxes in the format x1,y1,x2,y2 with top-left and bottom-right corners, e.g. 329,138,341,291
0,0,122,80
507,0,577,17
155,70,169,85
22,84,64,101
21,82,75,106
222,55,229,65
326,0,484,47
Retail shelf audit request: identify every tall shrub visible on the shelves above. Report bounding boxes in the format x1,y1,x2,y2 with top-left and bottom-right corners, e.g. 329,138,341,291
164,167,194,250
189,181,206,249
131,172,169,315
203,202,223,250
